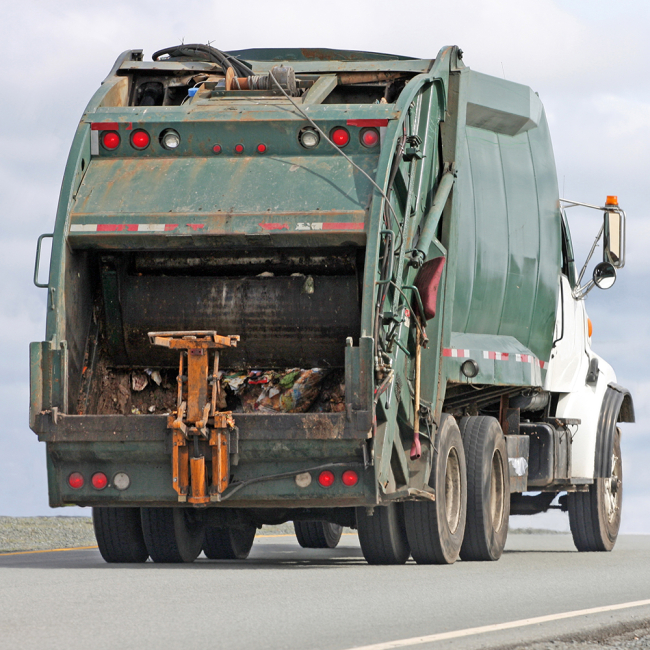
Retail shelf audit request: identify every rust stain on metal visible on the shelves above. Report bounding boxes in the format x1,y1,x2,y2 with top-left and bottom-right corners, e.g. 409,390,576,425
151,331,239,504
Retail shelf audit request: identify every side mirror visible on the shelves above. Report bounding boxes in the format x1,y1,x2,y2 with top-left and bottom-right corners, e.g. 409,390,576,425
593,261,616,290
603,209,625,268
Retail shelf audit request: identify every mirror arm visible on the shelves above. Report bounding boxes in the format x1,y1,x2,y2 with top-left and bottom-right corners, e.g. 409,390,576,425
572,279,595,301
577,223,604,286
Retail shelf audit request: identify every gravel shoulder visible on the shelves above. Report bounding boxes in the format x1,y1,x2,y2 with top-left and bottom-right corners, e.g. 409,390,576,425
0,516,298,553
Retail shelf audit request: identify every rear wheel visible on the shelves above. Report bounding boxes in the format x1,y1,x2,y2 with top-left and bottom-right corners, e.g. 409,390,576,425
203,524,257,560
141,507,205,563
92,507,149,563
294,521,343,549
568,428,622,551
356,503,410,565
460,416,510,561
404,414,467,564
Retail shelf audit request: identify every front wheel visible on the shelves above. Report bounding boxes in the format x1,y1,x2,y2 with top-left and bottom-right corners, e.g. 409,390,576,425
294,521,343,549
568,428,622,551
460,416,510,561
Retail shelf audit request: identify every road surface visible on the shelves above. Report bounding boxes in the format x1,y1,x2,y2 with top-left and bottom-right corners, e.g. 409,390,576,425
1,533,649,649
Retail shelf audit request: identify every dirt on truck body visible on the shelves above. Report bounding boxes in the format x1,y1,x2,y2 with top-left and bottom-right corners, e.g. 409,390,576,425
31,43,633,565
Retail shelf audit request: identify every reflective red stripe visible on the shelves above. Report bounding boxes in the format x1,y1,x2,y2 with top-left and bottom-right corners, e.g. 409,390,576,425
346,119,389,127
91,122,120,131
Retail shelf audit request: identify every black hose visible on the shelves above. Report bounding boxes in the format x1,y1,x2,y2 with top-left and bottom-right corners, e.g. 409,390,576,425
152,44,253,77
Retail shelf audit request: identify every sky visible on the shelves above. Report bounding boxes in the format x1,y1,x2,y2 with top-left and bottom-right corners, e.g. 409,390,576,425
1,0,648,532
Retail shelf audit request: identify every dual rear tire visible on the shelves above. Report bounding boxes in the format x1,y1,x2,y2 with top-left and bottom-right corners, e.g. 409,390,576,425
294,521,343,549
356,415,510,565
93,506,257,563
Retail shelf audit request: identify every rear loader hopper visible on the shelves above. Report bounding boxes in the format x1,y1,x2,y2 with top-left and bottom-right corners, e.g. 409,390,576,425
30,44,634,564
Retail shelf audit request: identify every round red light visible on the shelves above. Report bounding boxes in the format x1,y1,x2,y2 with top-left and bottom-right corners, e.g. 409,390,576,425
360,128,380,148
213,144,222,154
91,472,108,490
318,470,335,487
235,144,244,154
68,472,84,489
131,130,150,150
257,143,267,154
331,128,350,147
102,131,120,150
341,470,359,487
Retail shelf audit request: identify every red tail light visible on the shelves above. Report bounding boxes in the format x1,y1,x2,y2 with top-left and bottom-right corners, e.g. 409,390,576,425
91,472,108,490
318,470,335,487
360,128,380,148
341,470,359,487
257,143,267,154
212,144,222,154
102,131,120,150
331,128,350,147
131,130,150,150
68,472,84,489
234,144,244,154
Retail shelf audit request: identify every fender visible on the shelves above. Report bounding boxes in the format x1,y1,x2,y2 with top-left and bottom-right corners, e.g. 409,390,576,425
594,383,635,478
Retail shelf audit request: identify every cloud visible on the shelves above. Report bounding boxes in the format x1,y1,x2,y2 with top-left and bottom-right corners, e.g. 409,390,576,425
1,0,649,527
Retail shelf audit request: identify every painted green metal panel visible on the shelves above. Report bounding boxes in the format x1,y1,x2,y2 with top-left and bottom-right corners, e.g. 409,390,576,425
71,154,376,219
451,96,560,364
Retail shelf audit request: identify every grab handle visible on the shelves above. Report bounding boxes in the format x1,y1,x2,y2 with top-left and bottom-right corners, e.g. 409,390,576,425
33,233,54,288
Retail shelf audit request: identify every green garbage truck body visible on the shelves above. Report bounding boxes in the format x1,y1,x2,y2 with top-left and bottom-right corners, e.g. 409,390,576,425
30,44,634,563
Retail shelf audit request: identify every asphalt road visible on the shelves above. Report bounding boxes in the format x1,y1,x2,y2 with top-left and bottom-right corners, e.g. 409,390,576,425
1,533,650,650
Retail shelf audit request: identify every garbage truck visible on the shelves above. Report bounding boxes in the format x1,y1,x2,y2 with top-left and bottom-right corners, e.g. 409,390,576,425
30,43,635,564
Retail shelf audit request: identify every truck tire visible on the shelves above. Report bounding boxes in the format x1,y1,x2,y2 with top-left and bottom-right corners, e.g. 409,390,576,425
460,416,510,561
568,428,622,552
92,507,149,563
403,414,467,564
141,507,205,563
203,524,257,560
294,521,343,548
356,503,410,565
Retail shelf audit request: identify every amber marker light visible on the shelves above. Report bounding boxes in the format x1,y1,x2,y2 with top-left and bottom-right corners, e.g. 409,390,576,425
605,195,619,206
588,318,593,338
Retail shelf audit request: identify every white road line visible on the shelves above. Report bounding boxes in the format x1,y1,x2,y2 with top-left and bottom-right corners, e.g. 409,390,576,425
347,599,650,650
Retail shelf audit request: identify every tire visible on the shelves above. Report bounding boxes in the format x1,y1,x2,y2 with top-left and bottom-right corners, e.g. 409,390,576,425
404,414,467,564
568,427,622,552
460,416,510,561
356,503,410,565
203,524,257,560
294,521,343,549
92,507,149,563
140,507,205,563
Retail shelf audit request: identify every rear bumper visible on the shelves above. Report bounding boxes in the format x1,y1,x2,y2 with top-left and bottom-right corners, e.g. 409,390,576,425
35,413,376,508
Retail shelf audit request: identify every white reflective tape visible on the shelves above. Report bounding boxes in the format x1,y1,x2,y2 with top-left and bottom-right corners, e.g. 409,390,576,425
90,130,99,156
137,224,166,232
70,224,97,232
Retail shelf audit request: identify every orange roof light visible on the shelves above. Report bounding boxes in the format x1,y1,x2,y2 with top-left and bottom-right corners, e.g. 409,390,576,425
605,195,618,206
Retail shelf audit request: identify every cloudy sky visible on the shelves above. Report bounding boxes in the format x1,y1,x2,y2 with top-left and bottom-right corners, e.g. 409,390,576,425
1,0,648,531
